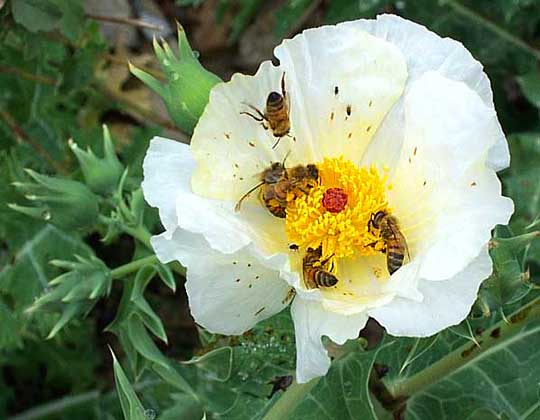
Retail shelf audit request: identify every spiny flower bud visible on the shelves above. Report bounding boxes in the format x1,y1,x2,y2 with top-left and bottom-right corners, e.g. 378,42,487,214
130,23,222,134
9,170,100,230
69,125,124,195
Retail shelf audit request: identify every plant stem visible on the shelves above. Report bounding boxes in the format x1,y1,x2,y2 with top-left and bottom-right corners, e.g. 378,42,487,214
98,214,152,249
104,53,166,81
8,380,160,420
94,82,190,143
388,295,540,398
443,0,540,60
8,391,100,420
121,223,153,249
262,378,321,420
85,13,164,31
111,255,158,279
98,215,186,277
0,110,68,174
0,65,58,85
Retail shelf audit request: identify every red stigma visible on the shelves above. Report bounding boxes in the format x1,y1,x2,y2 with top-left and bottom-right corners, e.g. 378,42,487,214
322,188,348,213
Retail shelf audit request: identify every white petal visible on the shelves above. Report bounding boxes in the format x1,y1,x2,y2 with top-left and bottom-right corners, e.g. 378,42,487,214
291,298,368,383
369,246,491,337
143,134,288,255
318,254,396,315
418,165,513,281
274,23,407,163
387,72,513,281
142,137,194,235
403,72,501,170
175,191,289,256
191,61,289,201
354,14,509,171
151,229,292,335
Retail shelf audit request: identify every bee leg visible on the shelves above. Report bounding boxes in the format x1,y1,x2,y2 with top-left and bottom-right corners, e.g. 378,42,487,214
240,111,264,122
272,136,284,149
281,72,286,98
366,241,386,253
367,215,379,234
241,103,267,121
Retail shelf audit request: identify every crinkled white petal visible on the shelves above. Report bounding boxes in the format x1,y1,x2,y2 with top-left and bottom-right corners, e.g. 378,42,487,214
274,23,407,163
357,14,509,172
142,137,194,236
152,229,292,335
143,137,289,256
387,72,513,282
369,246,491,336
174,191,287,255
291,298,368,383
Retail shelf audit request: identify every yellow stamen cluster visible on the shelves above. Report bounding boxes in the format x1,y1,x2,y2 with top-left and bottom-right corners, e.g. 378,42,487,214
286,157,389,263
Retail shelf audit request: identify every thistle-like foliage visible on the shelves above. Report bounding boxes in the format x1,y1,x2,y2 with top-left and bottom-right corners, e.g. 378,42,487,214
27,255,112,339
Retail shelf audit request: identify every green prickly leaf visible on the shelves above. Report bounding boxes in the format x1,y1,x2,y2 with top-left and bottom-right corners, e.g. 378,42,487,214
111,349,147,420
126,316,169,371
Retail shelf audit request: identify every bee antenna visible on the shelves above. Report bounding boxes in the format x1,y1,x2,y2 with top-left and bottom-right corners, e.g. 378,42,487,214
234,181,265,213
281,150,292,167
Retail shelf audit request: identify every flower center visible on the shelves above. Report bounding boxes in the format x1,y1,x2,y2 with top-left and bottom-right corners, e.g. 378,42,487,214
286,157,389,262
322,188,348,213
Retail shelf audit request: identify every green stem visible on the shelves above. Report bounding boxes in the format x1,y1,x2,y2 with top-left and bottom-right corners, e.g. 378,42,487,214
0,65,58,85
262,378,321,420
98,216,186,277
8,391,100,420
443,0,540,60
8,380,160,420
121,224,152,249
98,214,152,249
110,255,185,279
389,295,540,398
111,255,158,279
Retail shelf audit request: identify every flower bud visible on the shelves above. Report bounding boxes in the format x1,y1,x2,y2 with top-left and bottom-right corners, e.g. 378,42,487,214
130,23,222,134
9,170,100,230
69,125,124,195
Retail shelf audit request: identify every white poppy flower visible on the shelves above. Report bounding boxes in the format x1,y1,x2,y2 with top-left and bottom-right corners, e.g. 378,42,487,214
142,15,514,383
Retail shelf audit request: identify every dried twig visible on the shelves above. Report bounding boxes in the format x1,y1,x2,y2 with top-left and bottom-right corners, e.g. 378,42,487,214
0,110,68,174
94,83,190,143
86,14,165,31
0,65,57,86
104,53,166,81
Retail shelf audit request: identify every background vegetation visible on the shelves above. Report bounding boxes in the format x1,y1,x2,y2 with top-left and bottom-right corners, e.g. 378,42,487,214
1,0,540,419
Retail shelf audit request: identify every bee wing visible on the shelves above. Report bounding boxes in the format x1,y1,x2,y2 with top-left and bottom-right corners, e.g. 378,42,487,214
404,235,411,262
394,227,410,262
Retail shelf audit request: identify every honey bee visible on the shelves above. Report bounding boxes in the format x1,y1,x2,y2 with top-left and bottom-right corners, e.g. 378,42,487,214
235,161,318,218
369,210,409,275
241,73,292,149
303,246,339,289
